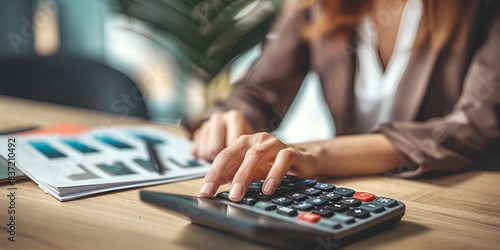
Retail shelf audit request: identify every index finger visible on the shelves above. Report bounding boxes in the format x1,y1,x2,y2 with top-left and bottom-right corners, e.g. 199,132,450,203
198,141,247,197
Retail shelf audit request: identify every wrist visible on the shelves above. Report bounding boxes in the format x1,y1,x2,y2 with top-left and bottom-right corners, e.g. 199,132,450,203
292,142,326,176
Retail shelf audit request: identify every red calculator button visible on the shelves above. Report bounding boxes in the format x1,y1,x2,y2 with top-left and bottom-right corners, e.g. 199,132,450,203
353,192,375,202
298,212,321,223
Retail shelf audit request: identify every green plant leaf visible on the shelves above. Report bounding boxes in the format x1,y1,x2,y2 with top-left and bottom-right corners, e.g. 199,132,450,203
116,0,281,82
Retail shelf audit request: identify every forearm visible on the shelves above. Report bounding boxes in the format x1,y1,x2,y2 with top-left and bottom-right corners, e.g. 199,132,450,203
293,134,402,176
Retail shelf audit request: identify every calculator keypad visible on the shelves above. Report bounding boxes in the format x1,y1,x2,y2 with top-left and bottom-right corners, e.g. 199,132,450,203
215,175,404,234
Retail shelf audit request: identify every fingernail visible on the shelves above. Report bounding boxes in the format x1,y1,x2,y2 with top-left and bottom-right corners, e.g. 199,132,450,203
263,178,276,195
199,182,216,197
229,183,244,201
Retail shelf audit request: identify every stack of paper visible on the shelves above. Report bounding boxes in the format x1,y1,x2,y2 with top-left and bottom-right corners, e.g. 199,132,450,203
0,126,211,201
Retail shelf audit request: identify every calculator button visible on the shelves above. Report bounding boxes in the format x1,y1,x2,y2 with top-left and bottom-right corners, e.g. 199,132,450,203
280,182,301,192
240,196,258,205
286,192,307,201
255,201,277,211
305,197,329,206
360,203,385,213
298,212,321,223
340,197,362,207
272,197,293,206
273,187,287,196
248,184,261,193
372,197,398,207
251,181,264,188
252,192,272,201
295,179,317,187
315,183,336,192
318,220,342,229
347,209,370,219
282,175,298,184
300,187,322,196
312,208,334,217
319,192,342,202
277,207,298,217
245,190,255,196
326,203,349,212
334,188,355,197
353,192,375,202
216,191,230,201
292,202,314,211
333,214,356,224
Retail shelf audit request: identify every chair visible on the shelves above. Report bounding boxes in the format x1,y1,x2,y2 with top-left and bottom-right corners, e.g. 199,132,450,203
0,56,149,119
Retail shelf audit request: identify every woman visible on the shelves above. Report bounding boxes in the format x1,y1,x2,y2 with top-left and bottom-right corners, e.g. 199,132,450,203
188,0,500,202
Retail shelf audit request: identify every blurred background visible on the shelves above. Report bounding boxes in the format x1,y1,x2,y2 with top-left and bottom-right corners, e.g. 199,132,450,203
0,0,334,143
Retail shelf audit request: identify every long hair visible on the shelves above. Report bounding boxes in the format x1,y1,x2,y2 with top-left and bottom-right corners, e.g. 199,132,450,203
303,0,477,49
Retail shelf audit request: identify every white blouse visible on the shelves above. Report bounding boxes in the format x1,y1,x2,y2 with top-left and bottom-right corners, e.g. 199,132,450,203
354,0,423,133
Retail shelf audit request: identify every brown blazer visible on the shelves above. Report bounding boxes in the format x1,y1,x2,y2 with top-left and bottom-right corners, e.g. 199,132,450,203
188,0,500,176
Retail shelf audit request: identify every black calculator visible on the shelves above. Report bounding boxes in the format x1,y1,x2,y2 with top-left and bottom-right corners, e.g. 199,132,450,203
140,175,405,249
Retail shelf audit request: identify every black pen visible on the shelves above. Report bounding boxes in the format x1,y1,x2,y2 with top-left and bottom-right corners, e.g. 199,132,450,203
0,126,39,135
145,141,165,174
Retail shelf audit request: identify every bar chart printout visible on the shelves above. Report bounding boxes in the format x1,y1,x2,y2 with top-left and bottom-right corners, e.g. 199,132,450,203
0,126,211,201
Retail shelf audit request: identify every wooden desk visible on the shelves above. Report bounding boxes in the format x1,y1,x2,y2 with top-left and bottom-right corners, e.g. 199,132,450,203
1,95,499,249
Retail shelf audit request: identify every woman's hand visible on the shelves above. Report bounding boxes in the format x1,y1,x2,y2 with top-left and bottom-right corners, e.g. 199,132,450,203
198,132,320,202
191,110,255,161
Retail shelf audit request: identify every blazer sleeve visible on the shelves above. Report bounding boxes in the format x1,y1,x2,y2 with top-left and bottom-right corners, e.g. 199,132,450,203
378,4,500,177
186,0,310,133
